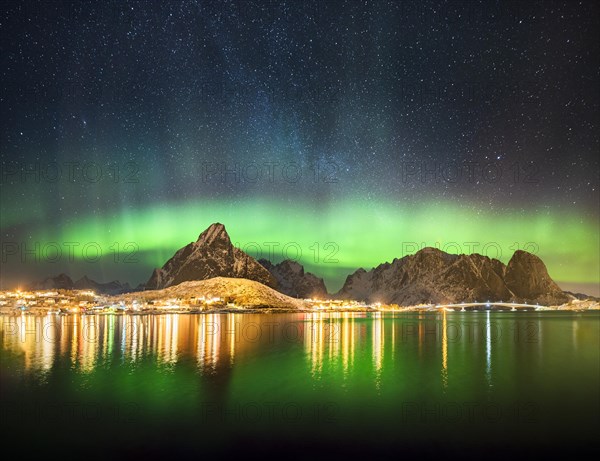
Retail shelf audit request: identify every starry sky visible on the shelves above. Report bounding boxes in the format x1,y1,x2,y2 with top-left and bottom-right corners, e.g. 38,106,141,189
1,0,599,294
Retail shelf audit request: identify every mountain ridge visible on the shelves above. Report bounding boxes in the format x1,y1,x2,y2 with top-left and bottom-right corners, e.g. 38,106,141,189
336,247,569,305
24,224,593,305
27,273,131,295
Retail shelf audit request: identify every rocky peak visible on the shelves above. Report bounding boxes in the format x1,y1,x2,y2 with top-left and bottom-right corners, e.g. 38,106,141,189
278,260,303,275
54,273,74,287
504,250,568,303
197,222,230,246
419,246,442,254
27,273,74,290
259,259,328,299
146,223,277,290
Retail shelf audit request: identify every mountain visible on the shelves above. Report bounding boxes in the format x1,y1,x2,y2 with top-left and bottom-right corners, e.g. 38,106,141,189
73,276,131,296
29,273,74,290
28,274,131,295
336,247,569,306
258,259,328,299
125,277,305,309
145,223,277,290
503,250,569,305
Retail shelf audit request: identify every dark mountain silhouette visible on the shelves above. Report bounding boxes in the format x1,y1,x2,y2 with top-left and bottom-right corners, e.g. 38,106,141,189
28,273,131,295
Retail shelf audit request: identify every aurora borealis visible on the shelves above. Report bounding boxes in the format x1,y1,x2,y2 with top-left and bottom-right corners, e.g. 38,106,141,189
1,197,599,292
1,1,599,294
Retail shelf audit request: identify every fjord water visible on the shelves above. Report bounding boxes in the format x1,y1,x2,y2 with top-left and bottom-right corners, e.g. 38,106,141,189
1,312,598,459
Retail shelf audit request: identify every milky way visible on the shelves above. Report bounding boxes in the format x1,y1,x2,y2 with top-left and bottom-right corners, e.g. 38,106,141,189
1,1,598,291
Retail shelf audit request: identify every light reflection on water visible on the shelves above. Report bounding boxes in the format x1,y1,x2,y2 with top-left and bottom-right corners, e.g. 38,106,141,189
1,311,598,394
2,311,598,458
442,309,448,390
2,312,429,376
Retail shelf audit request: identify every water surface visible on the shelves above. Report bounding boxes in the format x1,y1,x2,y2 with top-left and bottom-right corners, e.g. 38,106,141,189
1,312,598,459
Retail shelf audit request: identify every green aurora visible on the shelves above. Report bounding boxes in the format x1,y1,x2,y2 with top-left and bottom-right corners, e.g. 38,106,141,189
12,197,599,291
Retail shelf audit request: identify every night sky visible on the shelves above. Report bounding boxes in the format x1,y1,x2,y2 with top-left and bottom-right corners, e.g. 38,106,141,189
1,0,599,294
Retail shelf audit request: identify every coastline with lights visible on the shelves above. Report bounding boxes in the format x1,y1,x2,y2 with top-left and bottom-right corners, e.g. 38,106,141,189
1,286,597,315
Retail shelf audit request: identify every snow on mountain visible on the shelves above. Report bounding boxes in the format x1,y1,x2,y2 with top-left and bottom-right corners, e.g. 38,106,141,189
128,277,305,309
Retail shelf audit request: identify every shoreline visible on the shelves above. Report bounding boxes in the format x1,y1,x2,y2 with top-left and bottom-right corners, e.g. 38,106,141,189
2,303,598,316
